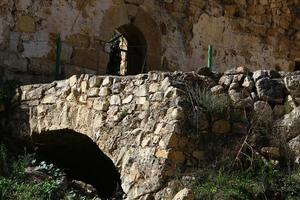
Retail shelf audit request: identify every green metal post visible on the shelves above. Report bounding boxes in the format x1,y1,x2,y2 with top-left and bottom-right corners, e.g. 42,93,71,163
208,44,213,71
55,37,62,80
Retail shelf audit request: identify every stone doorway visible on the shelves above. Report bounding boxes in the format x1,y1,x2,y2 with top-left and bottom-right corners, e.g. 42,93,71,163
294,59,300,71
32,129,123,199
106,24,147,76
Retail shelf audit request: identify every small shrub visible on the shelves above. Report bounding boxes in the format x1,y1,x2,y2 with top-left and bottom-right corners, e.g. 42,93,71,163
192,159,300,200
186,86,231,119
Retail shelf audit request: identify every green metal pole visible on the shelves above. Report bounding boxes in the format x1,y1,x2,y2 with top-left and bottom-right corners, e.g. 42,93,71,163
55,37,62,80
208,44,212,71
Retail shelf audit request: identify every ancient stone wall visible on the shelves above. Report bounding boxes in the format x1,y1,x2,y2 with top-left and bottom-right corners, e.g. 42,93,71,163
6,72,202,199
1,0,299,83
2,67,300,199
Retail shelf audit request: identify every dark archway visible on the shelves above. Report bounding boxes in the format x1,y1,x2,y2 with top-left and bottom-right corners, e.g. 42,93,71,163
294,59,300,71
32,129,123,199
106,24,147,76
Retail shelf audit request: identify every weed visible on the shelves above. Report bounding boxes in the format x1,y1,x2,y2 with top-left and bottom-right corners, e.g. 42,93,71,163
185,84,231,120
193,160,300,200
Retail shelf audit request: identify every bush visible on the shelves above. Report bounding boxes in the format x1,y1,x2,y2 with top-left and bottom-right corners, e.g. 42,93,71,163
186,86,231,119
0,144,99,200
192,160,300,200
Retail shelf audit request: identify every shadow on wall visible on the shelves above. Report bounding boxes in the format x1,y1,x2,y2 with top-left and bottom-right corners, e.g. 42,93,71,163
32,129,123,199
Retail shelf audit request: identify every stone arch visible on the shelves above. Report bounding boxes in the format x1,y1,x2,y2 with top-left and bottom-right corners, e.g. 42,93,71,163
98,2,162,74
32,129,123,198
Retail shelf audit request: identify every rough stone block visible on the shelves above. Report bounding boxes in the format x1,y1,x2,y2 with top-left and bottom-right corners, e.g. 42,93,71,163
16,15,35,33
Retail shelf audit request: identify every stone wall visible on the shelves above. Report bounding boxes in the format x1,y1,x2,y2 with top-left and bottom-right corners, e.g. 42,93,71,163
7,72,203,199
3,67,300,199
1,0,300,84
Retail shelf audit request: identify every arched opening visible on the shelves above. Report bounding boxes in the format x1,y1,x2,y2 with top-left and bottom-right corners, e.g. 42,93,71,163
106,24,147,76
32,129,123,199
294,59,300,71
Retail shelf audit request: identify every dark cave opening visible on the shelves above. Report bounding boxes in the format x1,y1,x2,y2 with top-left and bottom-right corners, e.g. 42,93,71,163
32,129,123,199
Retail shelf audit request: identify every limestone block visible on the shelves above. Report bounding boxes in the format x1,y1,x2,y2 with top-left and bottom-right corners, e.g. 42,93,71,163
228,88,250,103
93,100,109,111
242,76,254,91
41,95,57,104
172,188,194,200
255,78,285,104
102,77,112,86
149,83,160,93
224,66,250,75
288,135,300,163
66,93,77,102
89,76,101,88
26,87,43,100
219,75,233,89
210,85,224,94
16,0,32,11
69,75,77,87
155,149,169,159
151,92,164,102
136,97,147,105
87,88,99,97
229,82,240,90
110,95,121,105
275,106,300,140
253,101,273,122
164,87,184,98
81,81,88,93
122,95,133,104
135,85,148,97
284,71,300,96
253,70,269,82
79,94,87,103
99,87,111,97
160,77,171,91
170,107,185,120
16,15,35,33
155,149,185,163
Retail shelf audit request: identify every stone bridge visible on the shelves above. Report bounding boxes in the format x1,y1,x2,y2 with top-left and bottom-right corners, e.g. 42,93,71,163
7,72,207,199
6,67,300,199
